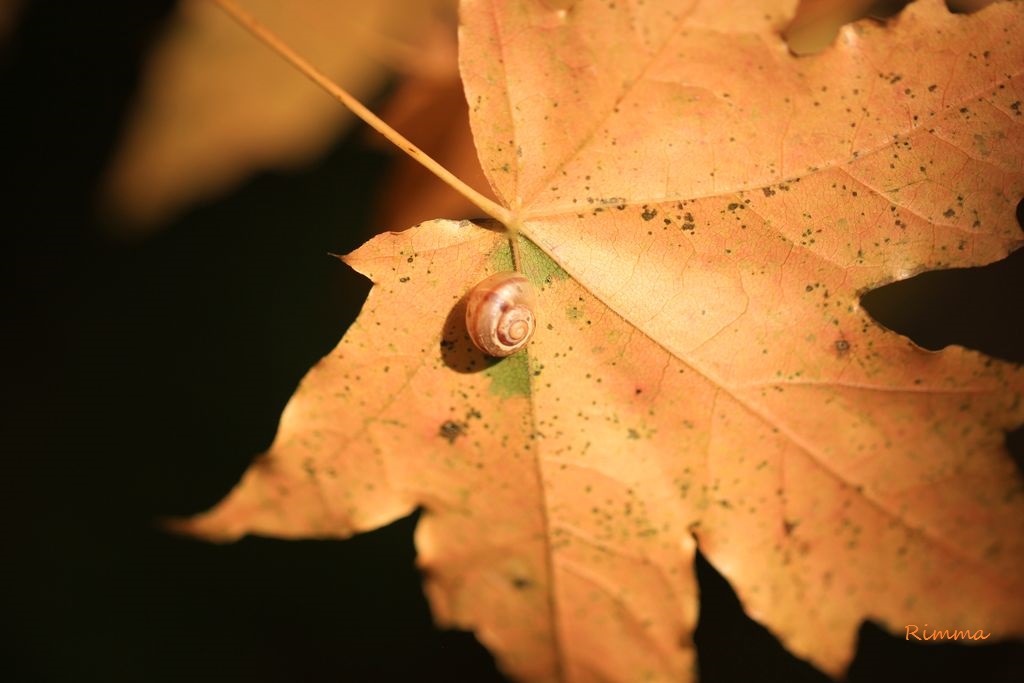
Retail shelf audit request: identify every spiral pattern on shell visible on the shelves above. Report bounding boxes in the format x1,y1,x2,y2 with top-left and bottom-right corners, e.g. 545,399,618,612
465,271,537,357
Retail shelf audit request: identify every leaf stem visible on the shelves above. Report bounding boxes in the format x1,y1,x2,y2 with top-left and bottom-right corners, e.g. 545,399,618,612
209,0,513,227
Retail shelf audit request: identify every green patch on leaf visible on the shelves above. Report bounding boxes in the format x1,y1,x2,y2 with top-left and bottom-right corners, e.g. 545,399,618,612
485,351,531,398
488,237,515,273
521,235,568,288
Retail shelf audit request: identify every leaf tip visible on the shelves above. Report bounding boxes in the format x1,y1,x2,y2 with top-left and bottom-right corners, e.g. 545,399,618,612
157,512,245,544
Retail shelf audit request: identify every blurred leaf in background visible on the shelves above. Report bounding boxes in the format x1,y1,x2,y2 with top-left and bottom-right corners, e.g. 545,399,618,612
102,0,455,231
785,0,995,54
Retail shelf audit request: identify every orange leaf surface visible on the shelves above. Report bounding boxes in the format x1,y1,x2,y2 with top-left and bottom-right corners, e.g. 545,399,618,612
178,1,1024,681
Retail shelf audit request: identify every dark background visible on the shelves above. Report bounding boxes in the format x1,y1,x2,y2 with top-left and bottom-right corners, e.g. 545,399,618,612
3,2,1022,682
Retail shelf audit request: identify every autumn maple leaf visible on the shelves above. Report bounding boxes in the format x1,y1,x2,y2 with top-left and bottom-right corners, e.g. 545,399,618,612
175,1,1024,681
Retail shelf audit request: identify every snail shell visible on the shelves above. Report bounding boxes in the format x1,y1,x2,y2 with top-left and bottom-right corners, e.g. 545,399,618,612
465,271,537,357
